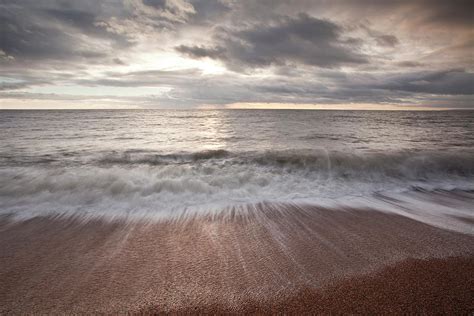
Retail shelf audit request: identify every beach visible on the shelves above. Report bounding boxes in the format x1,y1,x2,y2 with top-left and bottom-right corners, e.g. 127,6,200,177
1,204,472,314
1,110,473,313
2,0,474,311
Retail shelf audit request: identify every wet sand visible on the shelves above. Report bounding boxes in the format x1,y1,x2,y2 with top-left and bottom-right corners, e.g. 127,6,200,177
0,204,473,314
140,256,474,314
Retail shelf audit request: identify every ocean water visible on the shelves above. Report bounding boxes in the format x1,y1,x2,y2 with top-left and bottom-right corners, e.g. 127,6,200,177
0,110,473,229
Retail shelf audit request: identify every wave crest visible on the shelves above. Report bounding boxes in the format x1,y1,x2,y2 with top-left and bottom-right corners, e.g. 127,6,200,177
95,149,474,179
1,150,473,221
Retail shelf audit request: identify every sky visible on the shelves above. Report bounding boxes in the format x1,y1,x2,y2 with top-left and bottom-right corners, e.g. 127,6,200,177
0,0,473,110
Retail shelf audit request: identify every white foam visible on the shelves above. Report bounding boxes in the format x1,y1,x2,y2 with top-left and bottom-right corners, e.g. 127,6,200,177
0,158,473,233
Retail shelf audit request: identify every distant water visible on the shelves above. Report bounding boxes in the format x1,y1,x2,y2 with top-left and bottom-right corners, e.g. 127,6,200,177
1,110,473,228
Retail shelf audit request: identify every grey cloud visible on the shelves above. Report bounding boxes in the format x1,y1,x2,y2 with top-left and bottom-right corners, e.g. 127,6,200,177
359,25,399,48
0,81,35,91
1,67,472,109
113,58,127,65
372,69,474,95
418,0,474,27
129,0,195,26
0,0,133,64
43,8,96,28
1,13,77,60
142,0,167,9
316,0,473,29
42,7,132,44
69,67,474,104
175,45,226,59
245,69,474,106
374,34,399,47
176,13,368,70
188,0,231,24
396,61,424,68
0,68,80,93
75,69,204,87
225,1,471,26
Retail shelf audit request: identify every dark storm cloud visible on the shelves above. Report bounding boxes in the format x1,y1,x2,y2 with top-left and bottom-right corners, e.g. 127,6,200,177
372,69,474,95
248,69,474,103
0,0,132,64
0,11,82,61
176,13,368,70
43,8,96,29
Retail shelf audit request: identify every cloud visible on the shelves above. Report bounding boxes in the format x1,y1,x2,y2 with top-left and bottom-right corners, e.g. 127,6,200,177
176,13,368,70
175,45,226,59
396,61,424,68
113,58,127,65
187,0,231,24
127,0,195,25
77,68,204,87
416,0,474,28
0,81,34,91
373,34,399,47
0,50,14,61
142,0,167,9
371,69,474,95
0,0,473,109
1,67,473,109
316,0,473,30
0,0,133,65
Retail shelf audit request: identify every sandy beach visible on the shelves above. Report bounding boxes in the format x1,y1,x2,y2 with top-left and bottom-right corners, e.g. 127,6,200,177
0,204,473,314
2,0,474,312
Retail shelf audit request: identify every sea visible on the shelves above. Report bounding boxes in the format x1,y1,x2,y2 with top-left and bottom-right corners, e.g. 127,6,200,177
0,109,473,231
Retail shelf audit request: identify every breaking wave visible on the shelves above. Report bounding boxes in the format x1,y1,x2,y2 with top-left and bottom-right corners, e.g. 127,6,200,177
95,149,474,179
0,149,473,224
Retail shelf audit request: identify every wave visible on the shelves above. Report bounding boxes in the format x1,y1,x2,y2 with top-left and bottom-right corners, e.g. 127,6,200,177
5,148,473,181
1,149,473,227
1,150,474,221
0,163,472,233
95,149,474,180
98,149,231,165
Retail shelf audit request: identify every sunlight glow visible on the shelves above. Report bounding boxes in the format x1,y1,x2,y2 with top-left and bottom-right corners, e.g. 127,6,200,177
140,52,226,74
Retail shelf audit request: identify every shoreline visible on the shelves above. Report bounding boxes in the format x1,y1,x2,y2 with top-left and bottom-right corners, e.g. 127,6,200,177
0,205,473,313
